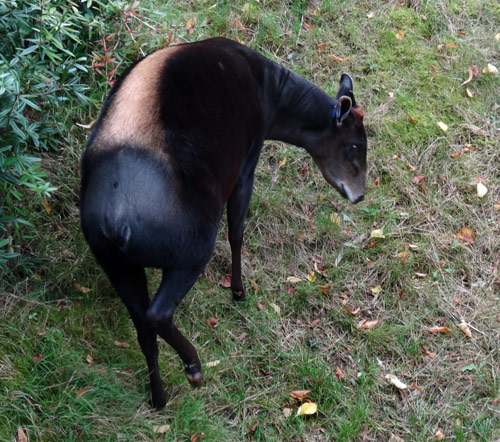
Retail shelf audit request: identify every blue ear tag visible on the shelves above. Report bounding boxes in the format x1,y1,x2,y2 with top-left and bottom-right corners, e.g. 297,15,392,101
337,107,342,119
332,104,337,119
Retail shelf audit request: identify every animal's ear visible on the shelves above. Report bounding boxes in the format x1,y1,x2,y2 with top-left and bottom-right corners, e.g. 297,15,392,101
335,73,357,107
333,95,352,126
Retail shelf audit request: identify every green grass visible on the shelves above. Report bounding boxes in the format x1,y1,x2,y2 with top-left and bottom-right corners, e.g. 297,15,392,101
2,0,500,440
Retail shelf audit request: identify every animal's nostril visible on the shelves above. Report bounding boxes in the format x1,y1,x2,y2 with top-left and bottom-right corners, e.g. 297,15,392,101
353,194,364,204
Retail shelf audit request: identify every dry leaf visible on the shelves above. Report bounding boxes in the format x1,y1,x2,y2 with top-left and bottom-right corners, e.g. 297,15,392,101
434,430,445,441
191,432,204,442
283,407,293,417
287,276,302,284
330,212,341,225
250,422,259,432
385,374,408,390
456,227,475,245
465,88,473,97
371,285,382,294
496,32,500,41
316,42,327,51
248,278,259,294
494,204,500,212
408,384,423,392
477,182,488,198
270,303,281,315
17,428,28,442
76,120,96,129
335,366,345,379
33,353,43,363
430,64,437,81
395,30,405,40
389,435,405,442
428,326,452,334
290,390,311,400
482,63,498,75
370,229,385,239
278,157,287,168
316,284,331,295
421,346,437,358
153,424,170,434
343,305,360,315
257,302,264,311
367,11,375,18
297,402,318,416
76,386,92,398
234,18,246,31
437,121,448,132
205,360,220,368
218,274,232,288
408,112,419,124
359,319,378,329
42,200,52,214
457,321,472,338
331,54,351,63
306,272,317,282
412,175,426,184
86,354,94,366
205,317,218,328
113,340,130,348
185,17,197,35
74,283,91,294
406,162,416,171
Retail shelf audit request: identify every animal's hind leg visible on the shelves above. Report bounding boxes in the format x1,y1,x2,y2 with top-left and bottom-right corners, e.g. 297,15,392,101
90,241,166,408
147,268,205,388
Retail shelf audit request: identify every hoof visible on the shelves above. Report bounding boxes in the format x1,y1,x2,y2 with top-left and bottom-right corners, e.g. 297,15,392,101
232,289,245,301
185,363,202,388
152,391,167,409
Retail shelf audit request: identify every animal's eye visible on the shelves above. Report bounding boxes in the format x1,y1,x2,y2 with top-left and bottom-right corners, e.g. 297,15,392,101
353,144,358,150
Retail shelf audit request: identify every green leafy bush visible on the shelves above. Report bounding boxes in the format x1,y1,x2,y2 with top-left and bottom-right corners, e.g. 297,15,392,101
0,0,122,271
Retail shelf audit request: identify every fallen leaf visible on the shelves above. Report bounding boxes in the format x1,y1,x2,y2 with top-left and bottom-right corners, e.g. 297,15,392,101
205,360,220,368
287,287,295,295
370,229,385,239
409,384,423,392
335,366,345,379
278,157,287,168
34,273,42,281
331,54,351,63
297,402,318,416
496,33,500,41
290,390,311,400
389,435,405,442
437,121,448,132
42,200,52,214
248,278,259,294
185,17,197,35
492,398,498,405
451,151,462,159
219,274,232,288
270,303,281,315
434,430,445,440
205,317,218,328
456,227,476,245
153,424,170,434
494,204,500,212
76,385,92,398
482,63,498,75
371,285,382,294
343,305,360,315
250,422,259,432
74,283,91,294
367,11,375,18
430,64,437,81
465,87,473,97
408,112,419,124
316,42,327,51
421,346,437,358
76,120,96,129
191,431,204,442
306,272,317,282
477,182,488,198
287,276,302,284
17,428,28,442
303,21,312,31
412,175,426,184
395,30,405,40
359,319,378,329
428,326,452,334
113,340,130,348
257,302,264,311
234,18,246,31
283,407,293,417
330,212,341,225
86,354,94,366
33,353,43,363
385,374,407,390
457,321,472,338
316,284,331,295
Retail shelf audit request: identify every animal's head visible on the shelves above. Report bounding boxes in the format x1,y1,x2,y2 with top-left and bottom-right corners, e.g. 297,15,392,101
309,74,367,203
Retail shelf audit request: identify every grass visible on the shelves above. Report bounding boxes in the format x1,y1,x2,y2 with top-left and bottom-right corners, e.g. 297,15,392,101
1,0,500,440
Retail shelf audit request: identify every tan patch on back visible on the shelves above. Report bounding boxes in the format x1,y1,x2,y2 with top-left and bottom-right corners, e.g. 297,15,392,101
94,45,180,152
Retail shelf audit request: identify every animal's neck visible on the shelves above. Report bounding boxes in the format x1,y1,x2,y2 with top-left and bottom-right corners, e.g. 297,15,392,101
264,65,334,148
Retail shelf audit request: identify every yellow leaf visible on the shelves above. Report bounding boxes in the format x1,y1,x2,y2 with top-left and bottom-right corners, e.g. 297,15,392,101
482,63,498,75
270,302,281,315
34,273,42,281
42,200,52,214
152,424,170,434
205,360,220,368
287,276,302,284
395,30,405,40
306,272,317,282
297,402,318,416
76,386,92,398
465,88,473,97
457,321,472,338
330,212,341,225
371,285,382,294
248,278,259,294
359,319,379,329
477,182,488,198
370,229,385,239
278,157,287,168
385,374,408,390
437,121,448,132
